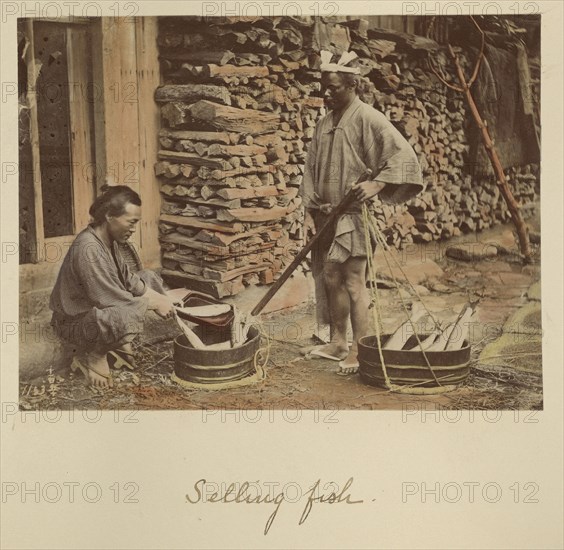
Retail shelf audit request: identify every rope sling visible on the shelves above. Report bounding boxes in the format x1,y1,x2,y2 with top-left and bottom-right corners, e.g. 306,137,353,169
361,203,458,395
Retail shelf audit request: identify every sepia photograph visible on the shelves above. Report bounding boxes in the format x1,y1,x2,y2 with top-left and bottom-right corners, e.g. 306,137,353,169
15,12,544,410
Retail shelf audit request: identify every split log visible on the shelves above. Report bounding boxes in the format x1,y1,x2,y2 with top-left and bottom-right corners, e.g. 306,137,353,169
155,84,231,105
162,269,245,299
217,206,289,223
161,184,199,199
161,233,230,255
158,150,233,171
204,64,269,78
187,100,280,135
182,196,242,209
194,225,279,246
155,161,181,179
217,186,278,200
159,129,232,144
199,185,216,200
159,50,235,65
160,213,243,234
161,103,190,127
199,165,276,180
163,253,203,273
202,263,270,282
206,143,268,157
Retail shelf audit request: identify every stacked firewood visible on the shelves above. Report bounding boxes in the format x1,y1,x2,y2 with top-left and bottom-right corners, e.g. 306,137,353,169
155,16,540,297
155,16,327,297
345,24,540,244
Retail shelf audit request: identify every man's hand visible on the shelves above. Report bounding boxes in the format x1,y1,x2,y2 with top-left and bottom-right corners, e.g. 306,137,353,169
154,295,176,319
303,210,317,237
352,180,387,202
145,288,175,318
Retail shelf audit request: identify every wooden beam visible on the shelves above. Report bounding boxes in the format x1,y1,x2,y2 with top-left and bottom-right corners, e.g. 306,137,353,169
135,17,164,268
67,25,95,233
90,19,107,193
25,20,44,263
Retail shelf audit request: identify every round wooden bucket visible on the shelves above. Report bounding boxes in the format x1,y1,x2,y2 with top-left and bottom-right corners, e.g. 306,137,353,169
173,326,260,384
358,333,471,389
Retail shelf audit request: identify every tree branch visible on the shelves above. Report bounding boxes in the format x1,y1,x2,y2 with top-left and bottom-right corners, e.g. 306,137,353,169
467,16,486,88
428,56,464,92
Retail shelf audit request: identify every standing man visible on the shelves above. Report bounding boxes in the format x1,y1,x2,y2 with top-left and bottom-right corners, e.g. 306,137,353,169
300,51,424,375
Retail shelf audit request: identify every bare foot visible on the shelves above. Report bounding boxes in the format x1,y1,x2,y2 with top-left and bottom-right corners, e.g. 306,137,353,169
337,351,360,375
73,352,113,389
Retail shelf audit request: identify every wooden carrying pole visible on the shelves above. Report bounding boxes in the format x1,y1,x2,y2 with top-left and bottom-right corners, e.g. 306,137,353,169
251,189,354,316
251,171,371,316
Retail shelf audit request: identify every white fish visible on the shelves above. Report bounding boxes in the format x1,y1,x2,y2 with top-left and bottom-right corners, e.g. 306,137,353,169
426,303,475,351
384,303,426,350
176,304,231,318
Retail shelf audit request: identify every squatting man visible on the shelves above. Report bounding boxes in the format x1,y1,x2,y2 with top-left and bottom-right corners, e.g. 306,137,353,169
50,185,176,389
299,50,424,375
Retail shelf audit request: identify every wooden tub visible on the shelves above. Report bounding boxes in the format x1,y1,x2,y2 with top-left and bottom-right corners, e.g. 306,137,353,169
173,326,260,385
358,334,471,389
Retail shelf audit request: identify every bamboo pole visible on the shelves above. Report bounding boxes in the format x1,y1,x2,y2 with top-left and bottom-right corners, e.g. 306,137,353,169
428,17,533,263
447,43,532,263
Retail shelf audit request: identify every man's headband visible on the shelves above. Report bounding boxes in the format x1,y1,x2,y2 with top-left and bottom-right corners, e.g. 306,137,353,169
320,50,361,75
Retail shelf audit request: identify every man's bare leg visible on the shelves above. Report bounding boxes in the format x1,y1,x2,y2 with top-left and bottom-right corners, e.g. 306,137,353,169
314,261,349,360
339,257,370,373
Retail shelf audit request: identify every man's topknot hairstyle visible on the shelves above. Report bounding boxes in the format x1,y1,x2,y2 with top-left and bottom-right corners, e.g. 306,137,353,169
89,185,141,226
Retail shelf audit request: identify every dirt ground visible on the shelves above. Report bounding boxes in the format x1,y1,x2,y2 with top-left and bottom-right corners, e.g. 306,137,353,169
20,216,543,412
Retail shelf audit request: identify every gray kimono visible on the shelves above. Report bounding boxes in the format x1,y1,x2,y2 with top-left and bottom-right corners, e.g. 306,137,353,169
299,96,424,323
50,225,162,349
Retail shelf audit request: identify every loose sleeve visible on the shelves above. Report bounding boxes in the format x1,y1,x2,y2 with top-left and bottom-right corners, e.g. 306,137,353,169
299,122,320,210
117,253,147,297
363,110,425,205
72,241,148,310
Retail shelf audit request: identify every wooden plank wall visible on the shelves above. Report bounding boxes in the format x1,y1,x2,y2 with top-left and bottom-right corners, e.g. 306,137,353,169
92,17,161,268
67,25,95,232
135,18,162,269
24,19,45,263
